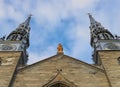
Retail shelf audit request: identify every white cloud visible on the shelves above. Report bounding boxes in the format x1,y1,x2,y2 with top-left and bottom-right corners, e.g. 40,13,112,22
0,0,5,19
70,0,99,9
32,0,100,29
0,0,101,64
28,45,56,64
1,0,120,65
66,22,90,56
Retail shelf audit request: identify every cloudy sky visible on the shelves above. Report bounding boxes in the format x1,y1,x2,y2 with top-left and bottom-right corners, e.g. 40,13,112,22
0,0,120,64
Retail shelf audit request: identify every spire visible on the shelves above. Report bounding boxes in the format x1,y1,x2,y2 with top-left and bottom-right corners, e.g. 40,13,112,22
20,14,32,28
88,13,114,47
5,15,32,65
88,13,98,25
57,44,64,54
88,13,104,29
6,15,32,48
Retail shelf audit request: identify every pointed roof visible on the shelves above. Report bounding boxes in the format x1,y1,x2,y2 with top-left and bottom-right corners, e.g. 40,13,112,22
88,13,98,25
6,15,32,48
88,13,104,29
13,53,110,87
18,54,104,72
88,13,114,47
20,14,32,28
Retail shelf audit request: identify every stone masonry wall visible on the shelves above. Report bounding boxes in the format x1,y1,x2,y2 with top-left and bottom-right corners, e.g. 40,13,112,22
99,51,120,87
0,52,22,87
13,54,109,87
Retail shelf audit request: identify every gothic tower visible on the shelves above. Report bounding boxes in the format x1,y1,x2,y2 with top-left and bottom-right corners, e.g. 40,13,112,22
89,13,120,87
0,15,31,87
88,13,117,64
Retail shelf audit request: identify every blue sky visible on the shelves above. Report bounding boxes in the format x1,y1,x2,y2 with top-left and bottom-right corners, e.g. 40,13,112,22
0,0,120,64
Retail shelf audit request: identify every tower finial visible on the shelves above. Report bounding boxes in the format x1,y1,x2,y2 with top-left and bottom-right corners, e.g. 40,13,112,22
21,14,32,27
88,13,97,25
6,15,32,48
88,13,114,47
57,44,64,54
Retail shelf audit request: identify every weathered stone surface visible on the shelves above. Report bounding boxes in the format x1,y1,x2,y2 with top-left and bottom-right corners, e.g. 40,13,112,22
2,51,120,87
13,54,109,87
98,51,120,87
0,52,22,87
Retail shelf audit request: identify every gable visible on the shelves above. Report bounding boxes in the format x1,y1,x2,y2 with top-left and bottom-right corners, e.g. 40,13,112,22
13,54,109,87
18,54,103,72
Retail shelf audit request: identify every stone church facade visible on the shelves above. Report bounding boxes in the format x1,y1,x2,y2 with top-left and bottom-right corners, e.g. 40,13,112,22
0,14,120,87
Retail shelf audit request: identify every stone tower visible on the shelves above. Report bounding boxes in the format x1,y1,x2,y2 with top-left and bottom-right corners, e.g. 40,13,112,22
89,13,120,87
0,15,31,87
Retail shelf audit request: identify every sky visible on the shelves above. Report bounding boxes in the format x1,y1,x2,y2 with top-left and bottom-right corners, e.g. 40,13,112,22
0,0,120,65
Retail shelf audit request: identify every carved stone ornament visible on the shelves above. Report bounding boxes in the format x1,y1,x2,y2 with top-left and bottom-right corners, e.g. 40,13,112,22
57,44,63,54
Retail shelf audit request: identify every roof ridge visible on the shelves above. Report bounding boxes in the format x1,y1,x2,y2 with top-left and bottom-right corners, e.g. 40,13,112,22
17,54,104,73
63,55,104,72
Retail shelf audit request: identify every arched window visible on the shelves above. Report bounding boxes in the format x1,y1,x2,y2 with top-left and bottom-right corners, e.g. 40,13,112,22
43,81,71,87
50,83,69,87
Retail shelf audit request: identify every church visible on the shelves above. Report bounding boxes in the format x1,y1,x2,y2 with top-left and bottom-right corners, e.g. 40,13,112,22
0,14,120,87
